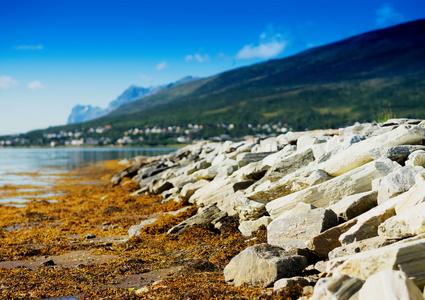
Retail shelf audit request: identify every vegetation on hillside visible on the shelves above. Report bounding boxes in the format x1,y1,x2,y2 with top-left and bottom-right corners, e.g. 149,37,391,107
2,20,425,147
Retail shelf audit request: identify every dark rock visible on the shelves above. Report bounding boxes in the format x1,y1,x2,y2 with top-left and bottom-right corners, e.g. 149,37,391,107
151,179,173,195
111,160,147,186
233,181,255,192
236,152,276,167
369,145,425,164
306,218,358,258
40,259,55,266
167,204,227,235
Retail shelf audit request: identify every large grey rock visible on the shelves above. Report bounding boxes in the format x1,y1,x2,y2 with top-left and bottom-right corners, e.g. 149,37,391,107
136,172,163,189
314,135,347,163
382,118,422,126
223,243,307,287
328,236,396,260
306,169,332,186
167,204,227,235
369,145,425,164
266,159,399,219
339,122,380,138
167,174,195,189
255,137,280,152
309,274,364,300
339,196,398,245
185,159,211,175
261,145,296,167
137,163,171,180
161,187,179,199
265,148,315,182
377,166,422,204
180,180,209,200
238,216,271,236
245,169,312,204
395,179,425,214
231,197,266,221
273,276,311,292
236,152,275,167
321,125,425,177
378,202,425,239
267,206,338,250
329,191,377,221
225,141,257,160
192,159,238,180
239,162,270,181
111,160,147,185
358,270,424,300
406,150,425,167
150,179,173,195
306,218,358,258
297,135,324,151
329,238,425,289
189,176,236,211
128,218,158,237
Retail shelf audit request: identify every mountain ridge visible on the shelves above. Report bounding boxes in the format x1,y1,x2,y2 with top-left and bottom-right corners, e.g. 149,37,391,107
67,76,199,124
102,19,425,129
9,19,425,147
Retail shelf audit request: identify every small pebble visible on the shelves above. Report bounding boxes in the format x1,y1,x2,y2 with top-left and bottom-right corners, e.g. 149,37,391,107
303,285,314,295
84,234,96,239
40,259,55,266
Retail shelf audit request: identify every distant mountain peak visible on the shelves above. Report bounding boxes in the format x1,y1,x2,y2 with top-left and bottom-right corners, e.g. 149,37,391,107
66,76,199,124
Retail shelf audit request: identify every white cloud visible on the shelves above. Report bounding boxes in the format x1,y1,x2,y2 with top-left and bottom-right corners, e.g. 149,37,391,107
195,53,210,63
236,40,287,59
0,76,18,90
185,53,210,63
376,3,404,27
185,54,194,62
236,29,288,59
13,45,44,50
156,61,168,71
28,80,45,90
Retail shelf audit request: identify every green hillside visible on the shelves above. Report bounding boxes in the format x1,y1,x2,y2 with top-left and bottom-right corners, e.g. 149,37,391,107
7,19,425,146
98,19,425,130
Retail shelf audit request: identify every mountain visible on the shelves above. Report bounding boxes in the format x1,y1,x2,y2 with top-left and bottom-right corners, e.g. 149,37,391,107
18,19,425,146
67,76,199,124
67,104,106,125
85,19,425,131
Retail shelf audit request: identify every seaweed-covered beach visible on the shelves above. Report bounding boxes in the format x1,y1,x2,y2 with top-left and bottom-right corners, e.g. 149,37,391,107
0,158,298,299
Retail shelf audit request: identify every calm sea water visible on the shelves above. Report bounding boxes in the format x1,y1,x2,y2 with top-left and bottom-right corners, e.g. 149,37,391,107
0,147,176,188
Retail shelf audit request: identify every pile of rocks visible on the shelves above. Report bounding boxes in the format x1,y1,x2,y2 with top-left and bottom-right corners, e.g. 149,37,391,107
116,118,425,299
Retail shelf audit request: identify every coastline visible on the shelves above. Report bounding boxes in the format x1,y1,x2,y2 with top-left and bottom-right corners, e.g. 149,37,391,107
0,158,282,299
4,119,425,299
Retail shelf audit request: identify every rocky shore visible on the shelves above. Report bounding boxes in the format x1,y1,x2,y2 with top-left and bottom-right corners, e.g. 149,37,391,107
114,118,425,299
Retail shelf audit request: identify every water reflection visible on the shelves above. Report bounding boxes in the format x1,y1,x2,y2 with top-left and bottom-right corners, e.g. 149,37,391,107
0,197,29,204
0,147,176,173
0,147,177,207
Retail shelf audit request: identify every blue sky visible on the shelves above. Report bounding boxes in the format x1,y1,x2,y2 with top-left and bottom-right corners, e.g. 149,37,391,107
1,0,424,135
